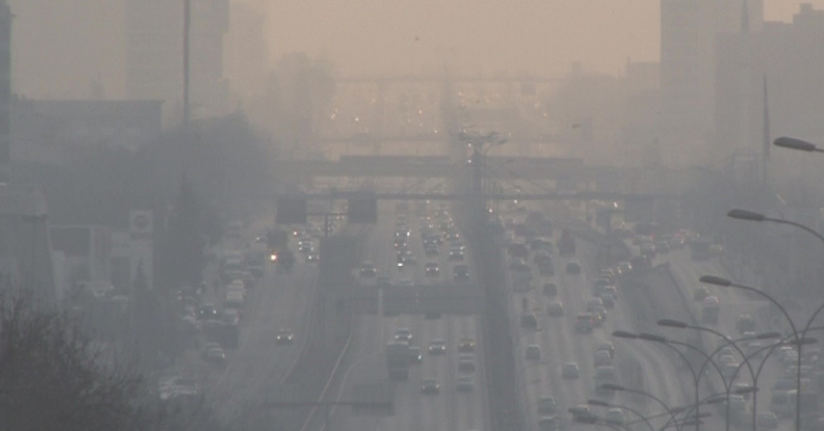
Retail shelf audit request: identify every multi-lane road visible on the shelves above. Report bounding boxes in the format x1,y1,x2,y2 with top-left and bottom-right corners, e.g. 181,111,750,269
187,200,801,431
325,203,489,431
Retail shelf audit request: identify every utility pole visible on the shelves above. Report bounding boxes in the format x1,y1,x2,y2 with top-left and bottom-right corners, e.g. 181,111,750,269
182,0,191,132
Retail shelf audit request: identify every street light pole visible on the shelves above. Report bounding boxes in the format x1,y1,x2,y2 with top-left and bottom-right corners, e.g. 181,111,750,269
657,319,779,431
588,399,656,431
701,273,809,430
599,383,681,431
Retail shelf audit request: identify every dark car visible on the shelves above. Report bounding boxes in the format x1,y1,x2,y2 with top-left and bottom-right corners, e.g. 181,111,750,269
276,329,295,345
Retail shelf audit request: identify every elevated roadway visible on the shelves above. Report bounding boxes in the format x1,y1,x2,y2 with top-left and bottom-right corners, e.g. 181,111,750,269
273,156,701,196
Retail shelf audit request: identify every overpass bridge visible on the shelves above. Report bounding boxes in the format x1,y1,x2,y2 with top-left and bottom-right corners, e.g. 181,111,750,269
273,155,701,197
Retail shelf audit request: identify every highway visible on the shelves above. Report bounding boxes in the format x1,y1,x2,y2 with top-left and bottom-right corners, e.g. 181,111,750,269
324,202,489,431
664,246,795,431
177,222,322,423
508,205,697,431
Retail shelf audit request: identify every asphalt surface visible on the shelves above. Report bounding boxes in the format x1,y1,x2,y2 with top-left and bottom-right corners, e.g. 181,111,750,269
665,246,794,431
507,210,690,431
325,203,489,431
180,224,322,423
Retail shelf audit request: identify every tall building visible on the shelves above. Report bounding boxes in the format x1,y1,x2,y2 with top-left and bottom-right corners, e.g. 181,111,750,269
9,0,126,100
125,0,229,121
0,0,10,182
226,2,269,103
659,0,762,166
716,4,824,158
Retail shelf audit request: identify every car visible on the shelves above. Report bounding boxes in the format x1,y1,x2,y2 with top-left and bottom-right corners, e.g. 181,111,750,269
376,275,391,288
525,344,542,361
586,297,604,312
594,350,612,367
547,301,564,316
590,305,607,324
602,285,618,301
221,309,241,325
601,292,615,308
424,245,440,256
401,254,417,266
421,379,440,394
605,408,625,425
276,329,295,344
538,416,559,431
568,405,593,420
394,328,412,341
458,354,477,372
204,346,227,363
542,283,558,296
565,261,582,275
736,314,756,333
618,261,633,273
757,412,778,429
521,313,539,330
425,262,440,276
575,313,594,333
453,264,470,282
593,278,610,295
448,248,465,261
562,362,580,379
359,262,377,277
538,396,557,415
458,337,476,352
456,376,475,392
428,339,447,355
596,342,615,358
197,303,219,320
396,279,414,288
537,261,555,276
409,346,423,363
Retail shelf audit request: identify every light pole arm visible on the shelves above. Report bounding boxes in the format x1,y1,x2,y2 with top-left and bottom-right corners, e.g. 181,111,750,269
729,282,799,339
767,217,824,246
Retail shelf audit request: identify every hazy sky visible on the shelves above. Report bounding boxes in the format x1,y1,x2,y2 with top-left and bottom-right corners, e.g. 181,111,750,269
265,1,824,77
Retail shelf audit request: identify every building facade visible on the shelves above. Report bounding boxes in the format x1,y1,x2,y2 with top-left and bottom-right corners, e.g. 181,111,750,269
125,0,229,121
659,0,762,166
715,4,824,158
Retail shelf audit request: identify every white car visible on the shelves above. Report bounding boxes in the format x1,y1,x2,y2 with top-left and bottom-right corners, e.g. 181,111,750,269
562,362,579,379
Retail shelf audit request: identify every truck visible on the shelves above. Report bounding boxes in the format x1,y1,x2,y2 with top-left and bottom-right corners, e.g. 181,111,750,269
267,229,295,273
558,229,576,256
386,341,412,380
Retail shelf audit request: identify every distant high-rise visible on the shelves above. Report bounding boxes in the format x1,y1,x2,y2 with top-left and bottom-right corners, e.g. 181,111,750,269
125,0,229,121
716,4,824,159
0,0,10,182
659,0,762,166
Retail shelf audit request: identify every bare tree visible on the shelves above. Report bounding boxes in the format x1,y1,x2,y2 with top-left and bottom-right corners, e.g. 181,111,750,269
0,292,142,431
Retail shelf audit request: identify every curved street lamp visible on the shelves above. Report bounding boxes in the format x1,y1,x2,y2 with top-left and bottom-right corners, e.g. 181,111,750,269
599,383,681,430
613,330,704,431
701,273,824,431
657,318,780,431
773,137,824,153
588,399,655,431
